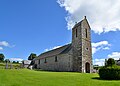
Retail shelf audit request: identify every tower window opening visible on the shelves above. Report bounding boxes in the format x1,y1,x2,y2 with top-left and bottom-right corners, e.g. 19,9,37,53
86,29,87,38
76,29,77,37
39,59,40,64
86,48,89,51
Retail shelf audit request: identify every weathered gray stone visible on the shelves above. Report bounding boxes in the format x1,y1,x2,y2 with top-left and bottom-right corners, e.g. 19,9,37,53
33,16,92,73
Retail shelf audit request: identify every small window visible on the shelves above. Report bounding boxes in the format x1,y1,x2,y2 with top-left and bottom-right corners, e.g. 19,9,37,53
86,48,89,51
55,56,58,62
39,59,40,64
76,29,77,37
85,29,87,38
44,58,47,63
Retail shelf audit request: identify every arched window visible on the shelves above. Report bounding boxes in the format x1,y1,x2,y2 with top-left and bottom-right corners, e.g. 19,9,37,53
44,58,47,63
76,29,77,37
85,29,87,38
55,56,58,62
85,62,90,73
39,59,40,64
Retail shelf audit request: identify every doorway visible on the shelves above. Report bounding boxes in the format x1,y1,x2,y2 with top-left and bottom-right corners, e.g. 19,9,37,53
85,62,90,73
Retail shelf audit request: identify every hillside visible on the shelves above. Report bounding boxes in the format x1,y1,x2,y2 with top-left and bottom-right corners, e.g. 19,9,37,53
0,69,119,86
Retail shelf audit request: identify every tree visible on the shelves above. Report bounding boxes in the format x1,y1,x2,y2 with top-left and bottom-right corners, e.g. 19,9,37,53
30,60,34,65
93,65,99,70
12,61,19,64
28,53,37,60
0,53,5,62
5,59,10,63
107,58,115,66
16,61,19,63
13,61,16,63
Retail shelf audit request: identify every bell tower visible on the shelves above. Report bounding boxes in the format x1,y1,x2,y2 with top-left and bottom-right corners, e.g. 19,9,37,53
72,16,92,73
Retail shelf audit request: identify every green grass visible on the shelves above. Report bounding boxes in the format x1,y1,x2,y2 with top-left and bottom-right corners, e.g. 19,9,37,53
0,63,5,69
0,69,120,86
0,63,20,69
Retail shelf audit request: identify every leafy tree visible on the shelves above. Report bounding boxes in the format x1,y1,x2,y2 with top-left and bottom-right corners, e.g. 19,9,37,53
30,60,34,65
16,61,19,63
0,53,5,62
13,61,16,63
28,53,37,60
12,61,19,64
107,58,115,66
93,65,99,70
5,59,10,63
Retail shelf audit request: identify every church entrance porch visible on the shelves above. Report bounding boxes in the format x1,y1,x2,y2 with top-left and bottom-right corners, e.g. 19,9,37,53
85,62,90,73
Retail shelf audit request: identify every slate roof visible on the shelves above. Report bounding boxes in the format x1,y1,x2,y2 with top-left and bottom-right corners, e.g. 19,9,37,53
73,20,82,28
38,44,72,59
73,16,90,29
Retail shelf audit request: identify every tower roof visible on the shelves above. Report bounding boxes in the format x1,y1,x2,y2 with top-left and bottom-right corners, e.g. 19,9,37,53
73,16,91,29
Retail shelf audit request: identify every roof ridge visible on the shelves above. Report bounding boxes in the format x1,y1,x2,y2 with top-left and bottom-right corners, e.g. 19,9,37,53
39,44,71,56
38,43,71,59
60,44,72,54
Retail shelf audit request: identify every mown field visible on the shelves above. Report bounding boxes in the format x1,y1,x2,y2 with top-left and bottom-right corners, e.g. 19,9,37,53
0,69,120,86
0,63,20,69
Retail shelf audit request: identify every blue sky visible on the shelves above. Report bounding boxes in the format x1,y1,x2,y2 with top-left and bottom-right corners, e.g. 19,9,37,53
0,0,120,66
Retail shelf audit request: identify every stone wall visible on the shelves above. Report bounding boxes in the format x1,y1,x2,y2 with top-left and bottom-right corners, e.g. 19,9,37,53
72,22,82,72
72,17,92,73
81,18,92,73
36,52,73,71
34,17,92,73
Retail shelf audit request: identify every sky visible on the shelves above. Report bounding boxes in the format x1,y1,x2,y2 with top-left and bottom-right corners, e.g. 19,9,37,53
0,0,120,66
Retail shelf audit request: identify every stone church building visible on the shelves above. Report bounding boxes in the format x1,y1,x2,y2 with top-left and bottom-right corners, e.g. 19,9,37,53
33,16,92,73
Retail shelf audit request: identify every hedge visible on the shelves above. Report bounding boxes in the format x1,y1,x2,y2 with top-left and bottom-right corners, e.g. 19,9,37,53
99,66,120,80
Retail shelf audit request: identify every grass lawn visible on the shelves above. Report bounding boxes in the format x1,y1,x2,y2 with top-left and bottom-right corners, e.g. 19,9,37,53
0,63,20,69
0,63,5,69
0,69,120,86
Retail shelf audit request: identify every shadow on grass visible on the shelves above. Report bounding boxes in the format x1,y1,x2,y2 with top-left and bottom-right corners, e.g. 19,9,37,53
92,77,120,81
33,69,82,73
92,77,102,80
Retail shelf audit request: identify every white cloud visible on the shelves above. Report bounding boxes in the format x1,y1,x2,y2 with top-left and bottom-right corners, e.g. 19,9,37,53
107,52,120,60
93,59,105,66
9,58,23,62
92,41,110,48
57,0,120,34
0,41,9,47
44,46,61,52
44,41,110,55
103,47,110,50
93,52,120,66
0,47,3,50
0,41,15,50
92,41,111,54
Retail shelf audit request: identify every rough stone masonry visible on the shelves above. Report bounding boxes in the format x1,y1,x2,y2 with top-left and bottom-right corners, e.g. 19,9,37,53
33,16,92,73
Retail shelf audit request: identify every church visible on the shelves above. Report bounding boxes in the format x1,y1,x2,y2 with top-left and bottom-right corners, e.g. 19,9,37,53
33,16,92,73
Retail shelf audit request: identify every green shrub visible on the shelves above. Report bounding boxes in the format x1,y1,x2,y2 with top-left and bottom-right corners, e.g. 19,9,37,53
106,58,115,66
99,66,120,80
